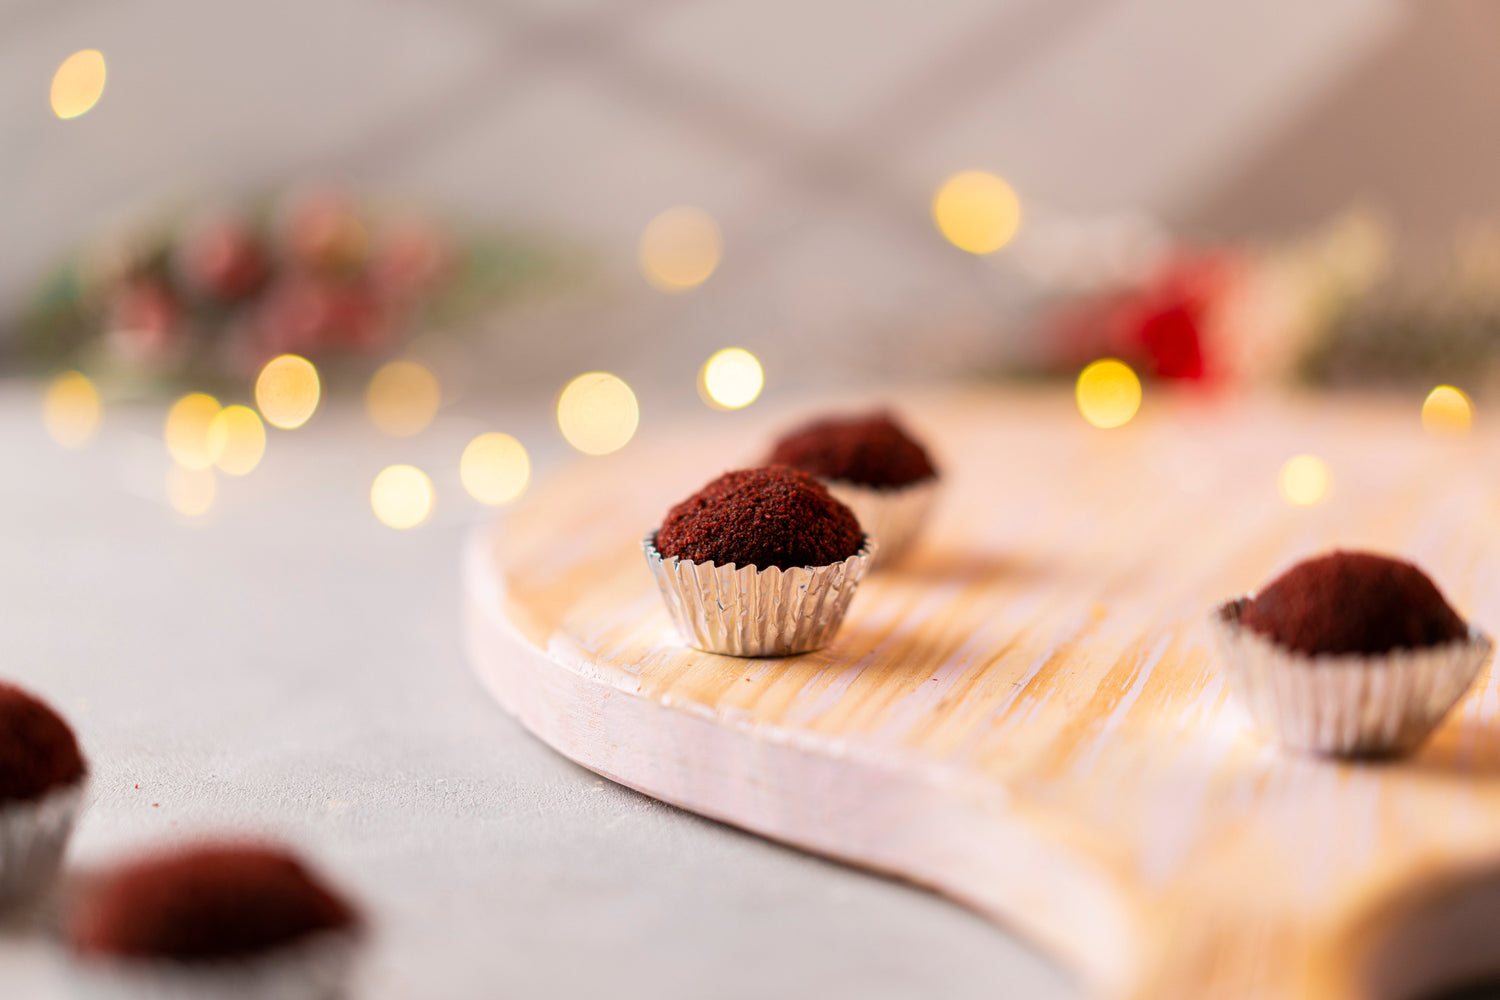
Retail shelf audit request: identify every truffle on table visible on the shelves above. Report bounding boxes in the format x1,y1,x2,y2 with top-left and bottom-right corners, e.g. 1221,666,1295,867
767,411,936,489
0,682,87,904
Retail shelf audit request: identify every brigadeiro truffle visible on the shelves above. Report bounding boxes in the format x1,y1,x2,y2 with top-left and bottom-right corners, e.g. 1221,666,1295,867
645,466,874,656
767,410,938,568
1211,551,1493,756
0,681,87,905
68,842,361,1000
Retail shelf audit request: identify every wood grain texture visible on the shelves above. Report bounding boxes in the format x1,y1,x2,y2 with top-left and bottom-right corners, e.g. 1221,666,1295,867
464,388,1500,1000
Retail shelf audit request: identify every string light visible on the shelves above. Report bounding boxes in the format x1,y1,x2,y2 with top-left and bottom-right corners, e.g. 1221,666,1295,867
557,372,639,455
164,393,222,469
255,355,320,429
366,360,441,437
460,433,530,505
207,405,266,476
1075,359,1141,429
371,465,434,529
639,207,722,291
1422,385,1473,435
50,49,106,119
699,348,763,410
932,171,1021,254
43,371,100,448
1280,455,1330,506
166,466,216,518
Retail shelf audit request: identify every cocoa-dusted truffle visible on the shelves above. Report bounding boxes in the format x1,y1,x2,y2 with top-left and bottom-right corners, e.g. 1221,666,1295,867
767,411,936,488
0,683,85,803
1241,551,1467,656
656,466,863,570
69,844,359,962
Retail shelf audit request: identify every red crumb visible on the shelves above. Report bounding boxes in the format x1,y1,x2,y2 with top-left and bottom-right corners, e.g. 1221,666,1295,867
1242,550,1467,656
0,683,85,803
69,843,359,962
656,466,863,570
767,410,936,488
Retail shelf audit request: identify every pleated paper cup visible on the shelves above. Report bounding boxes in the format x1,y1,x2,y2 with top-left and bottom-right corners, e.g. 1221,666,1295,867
0,781,83,906
69,931,359,1000
823,478,937,570
643,534,875,657
1210,597,1495,757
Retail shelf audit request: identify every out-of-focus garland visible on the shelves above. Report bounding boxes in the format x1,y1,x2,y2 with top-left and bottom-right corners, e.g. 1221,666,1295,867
1031,210,1500,393
14,191,578,393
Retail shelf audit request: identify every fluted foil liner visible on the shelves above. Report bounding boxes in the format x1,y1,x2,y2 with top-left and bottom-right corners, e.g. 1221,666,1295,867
69,931,359,1000
643,534,875,657
823,478,937,570
0,781,82,905
1210,597,1494,757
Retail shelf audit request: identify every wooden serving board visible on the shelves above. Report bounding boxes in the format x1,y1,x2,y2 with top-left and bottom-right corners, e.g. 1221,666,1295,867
463,388,1500,1000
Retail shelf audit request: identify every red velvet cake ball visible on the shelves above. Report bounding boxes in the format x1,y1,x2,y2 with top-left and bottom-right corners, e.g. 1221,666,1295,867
767,411,936,489
655,466,863,570
0,682,85,804
1241,551,1467,657
69,843,359,962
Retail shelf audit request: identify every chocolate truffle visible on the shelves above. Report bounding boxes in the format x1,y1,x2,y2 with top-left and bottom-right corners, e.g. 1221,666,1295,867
656,466,863,570
767,411,936,489
1241,551,1467,657
69,844,359,962
0,682,85,803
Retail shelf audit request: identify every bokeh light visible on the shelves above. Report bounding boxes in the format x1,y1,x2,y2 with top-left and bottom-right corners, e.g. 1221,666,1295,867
1422,385,1473,435
43,371,101,449
557,372,639,455
699,348,763,410
50,50,106,119
255,354,321,429
207,405,266,476
1075,359,1142,429
366,360,441,437
639,207,722,291
164,393,222,469
1280,454,1331,506
371,464,434,529
932,171,1022,254
460,433,531,505
166,465,216,518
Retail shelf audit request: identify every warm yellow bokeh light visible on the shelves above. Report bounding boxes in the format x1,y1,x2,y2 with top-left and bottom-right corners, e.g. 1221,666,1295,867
371,464,434,529
1422,385,1473,436
166,465,216,518
1076,359,1142,429
366,360,441,437
557,372,639,455
461,433,531,505
206,405,266,476
639,206,722,291
255,355,321,430
43,371,101,449
699,348,764,410
932,171,1022,254
164,393,222,469
1280,454,1331,506
50,49,106,119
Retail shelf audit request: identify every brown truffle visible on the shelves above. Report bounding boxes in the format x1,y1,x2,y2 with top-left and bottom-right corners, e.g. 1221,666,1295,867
1241,551,1467,656
0,683,85,803
767,411,936,488
656,466,863,570
69,844,359,962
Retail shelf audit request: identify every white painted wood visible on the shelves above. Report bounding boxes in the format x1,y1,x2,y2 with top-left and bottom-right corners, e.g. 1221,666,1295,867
464,388,1500,999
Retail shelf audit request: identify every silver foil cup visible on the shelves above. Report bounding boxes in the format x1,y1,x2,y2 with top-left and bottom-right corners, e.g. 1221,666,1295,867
0,781,82,905
643,534,875,657
69,932,359,1000
1210,597,1495,757
823,478,938,570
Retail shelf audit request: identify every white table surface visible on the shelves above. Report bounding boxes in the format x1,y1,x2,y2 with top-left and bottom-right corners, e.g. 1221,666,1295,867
0,383,1072,999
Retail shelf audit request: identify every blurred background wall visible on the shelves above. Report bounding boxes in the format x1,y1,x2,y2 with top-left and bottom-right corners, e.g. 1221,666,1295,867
6,0,1493,395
